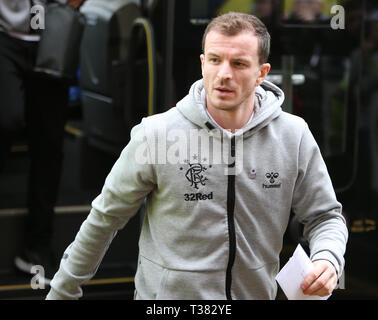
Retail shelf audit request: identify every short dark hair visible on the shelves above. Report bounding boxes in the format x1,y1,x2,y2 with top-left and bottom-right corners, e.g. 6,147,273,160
202,12,271,64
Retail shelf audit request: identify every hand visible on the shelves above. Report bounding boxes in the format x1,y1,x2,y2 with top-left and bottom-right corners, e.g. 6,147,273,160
301,260,338,297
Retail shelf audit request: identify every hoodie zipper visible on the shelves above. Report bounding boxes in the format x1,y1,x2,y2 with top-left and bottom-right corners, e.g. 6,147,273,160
225,135,236,300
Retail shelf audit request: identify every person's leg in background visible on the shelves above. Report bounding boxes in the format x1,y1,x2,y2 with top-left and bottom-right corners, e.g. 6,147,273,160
17,71,69,281
0,33,28,173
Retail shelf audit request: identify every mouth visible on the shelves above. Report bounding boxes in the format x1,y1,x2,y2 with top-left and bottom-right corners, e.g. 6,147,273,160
215,87,235,96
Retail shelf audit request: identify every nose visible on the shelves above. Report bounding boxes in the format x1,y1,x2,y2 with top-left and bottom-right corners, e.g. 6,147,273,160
217,61,233,81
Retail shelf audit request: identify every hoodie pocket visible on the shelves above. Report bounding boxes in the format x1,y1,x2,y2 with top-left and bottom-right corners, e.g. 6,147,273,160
156,268,226,299
135,255,226,299
134,255,169,299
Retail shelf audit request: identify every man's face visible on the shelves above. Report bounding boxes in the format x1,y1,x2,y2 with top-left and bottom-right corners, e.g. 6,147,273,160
200,30,270,112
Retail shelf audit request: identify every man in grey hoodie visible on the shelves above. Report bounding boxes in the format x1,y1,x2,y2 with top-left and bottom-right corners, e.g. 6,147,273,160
46,12,348,300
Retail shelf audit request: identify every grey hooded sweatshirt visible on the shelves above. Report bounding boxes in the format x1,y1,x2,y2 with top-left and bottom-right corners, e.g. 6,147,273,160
47,79,348,300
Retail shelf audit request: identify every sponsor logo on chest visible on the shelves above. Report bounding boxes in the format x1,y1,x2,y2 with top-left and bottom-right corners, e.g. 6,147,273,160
180,157,214,201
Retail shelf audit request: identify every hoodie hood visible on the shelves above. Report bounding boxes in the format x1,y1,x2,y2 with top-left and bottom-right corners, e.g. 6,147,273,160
176,79,285,138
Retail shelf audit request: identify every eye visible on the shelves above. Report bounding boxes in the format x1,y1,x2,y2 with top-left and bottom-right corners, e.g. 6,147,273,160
209,57,219,63
233,61,246,68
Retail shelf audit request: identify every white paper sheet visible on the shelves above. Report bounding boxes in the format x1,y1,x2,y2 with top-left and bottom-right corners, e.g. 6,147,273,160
275,244,331,300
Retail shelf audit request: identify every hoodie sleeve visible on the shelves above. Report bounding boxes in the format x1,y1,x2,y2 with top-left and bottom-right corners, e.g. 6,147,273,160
46,121,156,300
292,122,348,277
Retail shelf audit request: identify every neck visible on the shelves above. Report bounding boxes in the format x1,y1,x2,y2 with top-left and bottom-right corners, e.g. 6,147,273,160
206,96,255,133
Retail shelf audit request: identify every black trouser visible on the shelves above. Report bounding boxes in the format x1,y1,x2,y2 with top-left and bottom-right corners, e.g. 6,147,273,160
0,32,69,250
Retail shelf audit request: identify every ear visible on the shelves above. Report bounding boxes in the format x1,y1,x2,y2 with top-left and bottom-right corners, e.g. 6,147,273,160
200,54,205,77
256,63,271,87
